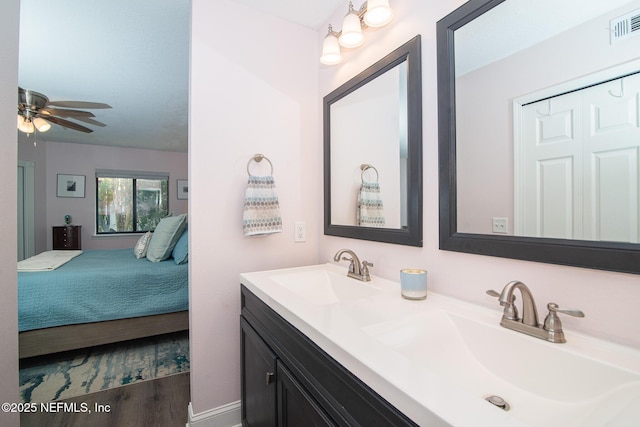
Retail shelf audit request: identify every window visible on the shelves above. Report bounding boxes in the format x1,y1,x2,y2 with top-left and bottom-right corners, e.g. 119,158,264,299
96,170,169,234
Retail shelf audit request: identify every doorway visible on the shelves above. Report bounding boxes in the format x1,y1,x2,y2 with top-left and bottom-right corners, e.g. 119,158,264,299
17,160,35,261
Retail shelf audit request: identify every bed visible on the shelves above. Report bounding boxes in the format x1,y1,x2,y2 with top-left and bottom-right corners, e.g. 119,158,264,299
18,216,190,359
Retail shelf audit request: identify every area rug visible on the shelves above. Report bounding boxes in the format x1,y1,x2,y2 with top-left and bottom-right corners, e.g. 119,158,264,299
19,331,189,403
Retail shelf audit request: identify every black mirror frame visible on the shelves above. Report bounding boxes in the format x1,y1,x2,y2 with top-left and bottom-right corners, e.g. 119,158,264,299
324,35,423,247
437,0,640,274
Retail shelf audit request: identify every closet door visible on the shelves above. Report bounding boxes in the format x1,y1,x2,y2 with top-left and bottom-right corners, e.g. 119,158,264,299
517,72,640,242
581,73,640,243
520,92,584,239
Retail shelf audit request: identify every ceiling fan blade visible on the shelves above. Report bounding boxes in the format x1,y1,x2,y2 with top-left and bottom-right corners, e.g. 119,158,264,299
41,107,96,118
43,116,94,133
71,116,107,127
47,100,112,109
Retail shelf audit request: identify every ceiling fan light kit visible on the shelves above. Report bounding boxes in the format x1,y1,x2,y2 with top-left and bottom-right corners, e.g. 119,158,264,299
17,87,111,136
320,0,394,65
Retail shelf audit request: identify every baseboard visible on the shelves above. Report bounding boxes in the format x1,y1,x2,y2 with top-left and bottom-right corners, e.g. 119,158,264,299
187,401,241,427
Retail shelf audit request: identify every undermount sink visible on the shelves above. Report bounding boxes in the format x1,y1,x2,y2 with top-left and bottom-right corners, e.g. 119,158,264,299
363,303,640,426
270,268,380,305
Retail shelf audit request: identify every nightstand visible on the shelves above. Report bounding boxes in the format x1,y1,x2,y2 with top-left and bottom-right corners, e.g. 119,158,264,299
52,225,82,250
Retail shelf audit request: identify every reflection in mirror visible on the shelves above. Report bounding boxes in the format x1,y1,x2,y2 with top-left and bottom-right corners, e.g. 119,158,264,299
325,35,422,246
455,0,640,242
330,61,407,228
437,0,640,273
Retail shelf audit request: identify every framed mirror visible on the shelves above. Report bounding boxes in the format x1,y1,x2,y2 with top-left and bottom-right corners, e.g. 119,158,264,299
437,0,640,273
324,35,422,246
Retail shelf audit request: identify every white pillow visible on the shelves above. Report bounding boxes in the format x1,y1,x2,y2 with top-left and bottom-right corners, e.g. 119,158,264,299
133,231,152,259
146,214,188,262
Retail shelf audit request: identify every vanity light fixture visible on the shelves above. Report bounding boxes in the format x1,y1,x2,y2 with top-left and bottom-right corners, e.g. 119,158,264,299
320,0,394,65
321,25,343,66
339,2,365,48
363,0,394,27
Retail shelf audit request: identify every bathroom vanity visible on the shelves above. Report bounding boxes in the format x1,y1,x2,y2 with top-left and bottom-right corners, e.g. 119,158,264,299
240,264,640,426
241,285,416,426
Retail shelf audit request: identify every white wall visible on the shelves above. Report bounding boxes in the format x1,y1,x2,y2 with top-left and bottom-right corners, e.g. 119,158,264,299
319,0,640,350
0,0,20,425
189,0,319,415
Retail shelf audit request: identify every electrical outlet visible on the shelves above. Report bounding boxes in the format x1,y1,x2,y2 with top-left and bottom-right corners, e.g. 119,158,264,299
492,217,508,234
294,221,306,242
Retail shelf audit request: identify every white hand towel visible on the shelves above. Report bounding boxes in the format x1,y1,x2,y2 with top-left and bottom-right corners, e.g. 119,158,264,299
357,181,385,227
243,175,283,236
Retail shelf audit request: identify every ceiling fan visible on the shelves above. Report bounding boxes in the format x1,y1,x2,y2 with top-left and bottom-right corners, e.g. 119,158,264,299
17,87,112,134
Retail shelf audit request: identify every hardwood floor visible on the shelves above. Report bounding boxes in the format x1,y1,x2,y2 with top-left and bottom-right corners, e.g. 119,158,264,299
21,372,190,427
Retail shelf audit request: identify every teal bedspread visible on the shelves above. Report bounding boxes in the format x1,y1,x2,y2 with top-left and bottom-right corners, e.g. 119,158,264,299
18,249,188,332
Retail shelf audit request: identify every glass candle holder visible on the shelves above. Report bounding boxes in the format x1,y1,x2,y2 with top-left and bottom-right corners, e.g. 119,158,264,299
400,268,427,300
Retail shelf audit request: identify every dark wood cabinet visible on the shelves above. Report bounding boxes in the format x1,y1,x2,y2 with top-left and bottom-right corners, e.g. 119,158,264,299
241,318,277,427
276,361,334,427
52,225,81,250
241,285,417,427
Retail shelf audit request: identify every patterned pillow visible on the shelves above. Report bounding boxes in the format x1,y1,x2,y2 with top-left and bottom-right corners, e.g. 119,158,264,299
133,231,152,259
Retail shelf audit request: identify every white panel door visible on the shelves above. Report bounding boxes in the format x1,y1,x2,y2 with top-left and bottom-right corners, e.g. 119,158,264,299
582,73,640,243
521,92,583,238
518,72,640,242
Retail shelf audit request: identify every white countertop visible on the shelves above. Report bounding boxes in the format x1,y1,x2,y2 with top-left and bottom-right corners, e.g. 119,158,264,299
241,263,640,427
240,263,525,427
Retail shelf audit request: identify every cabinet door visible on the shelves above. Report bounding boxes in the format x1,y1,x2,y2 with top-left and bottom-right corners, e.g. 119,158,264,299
241,318,277,427
277,361,335,427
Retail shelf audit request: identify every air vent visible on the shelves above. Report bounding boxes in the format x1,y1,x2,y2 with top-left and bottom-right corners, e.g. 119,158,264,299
610,9,640,44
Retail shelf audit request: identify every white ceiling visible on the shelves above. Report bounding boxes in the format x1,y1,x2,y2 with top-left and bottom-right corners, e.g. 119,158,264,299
18,0,340,152
231,0,344,30
455,0,635,77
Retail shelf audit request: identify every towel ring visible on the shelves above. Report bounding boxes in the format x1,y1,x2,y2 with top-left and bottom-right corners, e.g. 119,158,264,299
247,154,274,176
360,164,379,182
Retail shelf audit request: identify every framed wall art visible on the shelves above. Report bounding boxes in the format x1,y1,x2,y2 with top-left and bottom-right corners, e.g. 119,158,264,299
57,174,86,198
177,179,188,200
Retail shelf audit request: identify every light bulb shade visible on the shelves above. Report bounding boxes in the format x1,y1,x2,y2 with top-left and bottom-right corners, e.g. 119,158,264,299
33,117,51,132
320,31,342,65
339,10,364,48
17,115,35,134
364,0,393,27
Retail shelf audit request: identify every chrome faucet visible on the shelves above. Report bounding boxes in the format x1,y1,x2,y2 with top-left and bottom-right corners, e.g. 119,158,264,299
499,280,539,326
333,249,373,281
487,280,584,343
